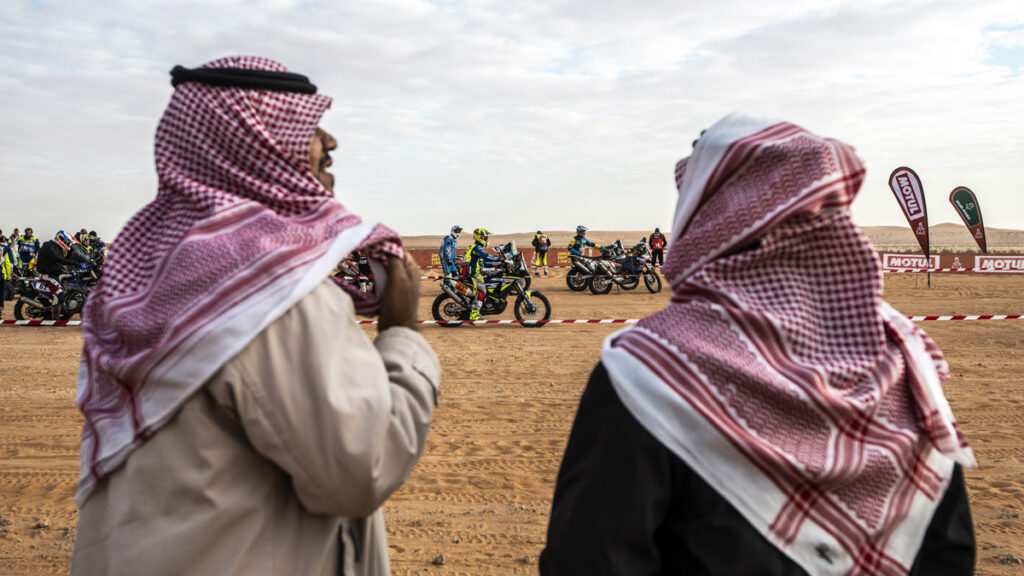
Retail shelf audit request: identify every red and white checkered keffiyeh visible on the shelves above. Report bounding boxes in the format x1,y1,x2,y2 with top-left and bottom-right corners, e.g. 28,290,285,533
75,56,403,503
602,113,974,575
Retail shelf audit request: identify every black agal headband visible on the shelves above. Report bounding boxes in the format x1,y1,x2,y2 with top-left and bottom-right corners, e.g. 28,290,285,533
170,65,318,94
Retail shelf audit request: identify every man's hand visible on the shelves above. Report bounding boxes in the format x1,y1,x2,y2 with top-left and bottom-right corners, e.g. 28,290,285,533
378,254,420,331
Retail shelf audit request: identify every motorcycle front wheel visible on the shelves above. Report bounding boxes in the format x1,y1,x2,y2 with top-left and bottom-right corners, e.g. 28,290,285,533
14,300,57,321
514,291,551,327
431,293,469,327
643,271,663,293
589,275,613,295
565,269,588,292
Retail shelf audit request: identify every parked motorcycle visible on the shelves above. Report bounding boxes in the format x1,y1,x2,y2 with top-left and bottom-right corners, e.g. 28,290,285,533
588,239,662,294
13,264,98,321
626,240,662,293
431,269,551,327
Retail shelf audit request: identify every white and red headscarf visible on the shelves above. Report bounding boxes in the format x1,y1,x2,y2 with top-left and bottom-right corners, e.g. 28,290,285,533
76,56,402,503
602,113,974,575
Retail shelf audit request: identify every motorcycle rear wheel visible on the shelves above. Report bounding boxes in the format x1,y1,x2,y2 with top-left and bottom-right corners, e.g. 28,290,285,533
589,275,613,295
514,291,551,327
643,271,663,293
14,300,57,321
431,293,469,327
565,269,588,292
60,290,87,320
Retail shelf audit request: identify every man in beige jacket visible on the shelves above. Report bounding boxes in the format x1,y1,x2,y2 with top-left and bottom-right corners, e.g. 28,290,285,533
72,56,439,576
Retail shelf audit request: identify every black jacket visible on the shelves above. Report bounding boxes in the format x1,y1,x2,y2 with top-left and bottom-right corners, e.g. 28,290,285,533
540,363,975,576
36,240,79,275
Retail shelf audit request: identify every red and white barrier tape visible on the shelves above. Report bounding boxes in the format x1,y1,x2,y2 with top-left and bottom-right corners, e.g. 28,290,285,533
4,315,1024,327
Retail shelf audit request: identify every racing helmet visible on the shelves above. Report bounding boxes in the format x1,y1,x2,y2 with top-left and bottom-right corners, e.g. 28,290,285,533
450,225,462,239
55,230,75,251
576,225,588,236
473,228,490,246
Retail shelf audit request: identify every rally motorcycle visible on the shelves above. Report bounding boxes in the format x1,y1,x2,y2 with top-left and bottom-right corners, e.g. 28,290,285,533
333,252,374,293
13,262,100,321
587,239,662,295
626,240,662,293
14,276,85,321
431,266,551,327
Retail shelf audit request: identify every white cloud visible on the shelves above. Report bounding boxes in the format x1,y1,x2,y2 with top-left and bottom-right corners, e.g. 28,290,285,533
0,0,1021,240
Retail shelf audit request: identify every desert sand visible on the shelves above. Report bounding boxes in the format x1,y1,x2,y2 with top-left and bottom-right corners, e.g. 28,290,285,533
1,266,1022,574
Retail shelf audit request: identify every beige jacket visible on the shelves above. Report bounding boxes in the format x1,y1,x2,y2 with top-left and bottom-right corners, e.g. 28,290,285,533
72,280,440,576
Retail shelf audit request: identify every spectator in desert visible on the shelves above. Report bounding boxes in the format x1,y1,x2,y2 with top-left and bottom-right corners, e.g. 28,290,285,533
71,56,440,576
541,113,975,575
647,226,667,267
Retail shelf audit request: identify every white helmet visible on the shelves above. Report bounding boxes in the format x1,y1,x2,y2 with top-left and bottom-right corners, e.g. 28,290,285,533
450,225,463,239
576,225,588,235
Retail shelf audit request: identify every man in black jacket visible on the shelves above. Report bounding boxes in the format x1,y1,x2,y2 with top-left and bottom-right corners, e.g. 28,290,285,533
37,231,85,280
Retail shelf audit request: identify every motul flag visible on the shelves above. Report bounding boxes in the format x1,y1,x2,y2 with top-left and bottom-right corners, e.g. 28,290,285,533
949,186,987,253
889,167,929,254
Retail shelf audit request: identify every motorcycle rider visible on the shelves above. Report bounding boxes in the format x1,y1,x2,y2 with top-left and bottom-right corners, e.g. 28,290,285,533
36,231,86,281
464,228,500,321
532,230,551,276
438,225,462,280
649,227,668,267
18,228,40,272
0,232,14,319
568,225,601,256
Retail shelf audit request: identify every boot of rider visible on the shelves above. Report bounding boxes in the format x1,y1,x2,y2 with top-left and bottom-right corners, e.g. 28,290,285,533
469,299,483,321
534,265,539,276
543,265,548,276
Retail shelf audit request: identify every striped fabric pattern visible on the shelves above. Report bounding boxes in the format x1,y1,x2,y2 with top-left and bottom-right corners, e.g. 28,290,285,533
603,114,975,576
75,56,402,504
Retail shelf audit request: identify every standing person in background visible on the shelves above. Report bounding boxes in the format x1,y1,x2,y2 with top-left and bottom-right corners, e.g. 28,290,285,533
9,228,20,247
438,225,462,281
74,228,90,244
18,228,40,270
542,114,975,575
648,227,667,268
568,225,601,256
71,56,440,576
532,230,551,276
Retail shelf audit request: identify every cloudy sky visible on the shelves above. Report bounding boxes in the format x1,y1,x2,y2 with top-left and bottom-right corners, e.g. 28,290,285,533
1,0,1022,240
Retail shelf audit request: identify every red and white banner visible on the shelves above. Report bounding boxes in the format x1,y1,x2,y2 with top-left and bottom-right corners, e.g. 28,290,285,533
889,167,930,255
882,253,940,270
974,255,1024,273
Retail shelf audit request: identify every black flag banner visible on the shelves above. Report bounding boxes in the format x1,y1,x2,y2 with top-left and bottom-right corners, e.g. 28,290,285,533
949,186,987,253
